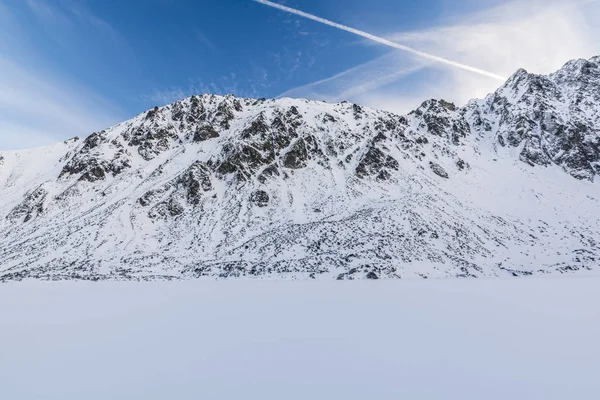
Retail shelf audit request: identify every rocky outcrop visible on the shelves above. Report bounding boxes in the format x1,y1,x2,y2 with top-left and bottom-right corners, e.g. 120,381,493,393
465,58,600,181
355,147,399,181
191,123,219,143
138,161,214,219
249,190,270,207
410,99,468,145
429,162,449,179
282,139,308,169
59,132,132,182
6,185,47,223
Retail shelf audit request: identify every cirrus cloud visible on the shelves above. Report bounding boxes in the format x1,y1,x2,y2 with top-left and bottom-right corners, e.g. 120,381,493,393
279,0,600,114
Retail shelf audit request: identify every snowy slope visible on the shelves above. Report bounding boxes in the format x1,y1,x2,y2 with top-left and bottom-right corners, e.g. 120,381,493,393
2,278,599,399
1,57,600,281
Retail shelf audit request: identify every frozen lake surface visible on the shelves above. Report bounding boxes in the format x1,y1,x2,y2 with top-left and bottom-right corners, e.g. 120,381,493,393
1,276,599,399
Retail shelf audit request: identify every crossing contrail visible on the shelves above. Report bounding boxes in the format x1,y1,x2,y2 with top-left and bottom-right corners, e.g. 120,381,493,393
254,0,507,81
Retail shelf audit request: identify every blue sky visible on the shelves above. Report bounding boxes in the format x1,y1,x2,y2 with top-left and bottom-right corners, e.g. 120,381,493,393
1,0,600,149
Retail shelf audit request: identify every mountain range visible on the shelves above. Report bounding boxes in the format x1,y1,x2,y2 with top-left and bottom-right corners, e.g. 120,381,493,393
1,56,600,281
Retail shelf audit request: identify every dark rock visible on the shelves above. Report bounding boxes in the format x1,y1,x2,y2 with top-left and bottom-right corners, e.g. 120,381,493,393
519,139,552,167
366,272,379,280
6,185,47,222
81,132,106,152
497,135,506,147
182,162,213,204
282,139,308,169
59,132,132,182
138,185,171,208
322,113,336,123
192,124,219,142
241,114,269,140
215,101,234,129
148,198,185,219
80,164,107,182
355,147,399,180
257,164,280,183
64,137,80,145
233,99,243,112
145,106,159,120
167,199,184,216
188,96,206,123
352,103,363,119
250,190,270,207
127,123,179,161
171,101,185,121
429,162,449,178
214,142,272,180
287,106,300,117
439,99,457,111
138,161,213,214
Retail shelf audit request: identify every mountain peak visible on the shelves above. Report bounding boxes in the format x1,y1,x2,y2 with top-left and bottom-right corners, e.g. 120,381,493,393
1,56,600,281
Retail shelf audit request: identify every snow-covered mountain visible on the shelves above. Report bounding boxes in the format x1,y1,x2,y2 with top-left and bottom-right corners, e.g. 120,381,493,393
2,57,600,281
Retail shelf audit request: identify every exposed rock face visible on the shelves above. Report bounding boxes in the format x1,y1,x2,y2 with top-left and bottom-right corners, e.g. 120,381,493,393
465,59,600,181
1,57,600,281
366,271,379,280
250,190,270,207
355,147,399,181
138,161,214,219
410,100,468,146
59,132,131,182
7,185,48,223
282,139,308,169
191,123,219,142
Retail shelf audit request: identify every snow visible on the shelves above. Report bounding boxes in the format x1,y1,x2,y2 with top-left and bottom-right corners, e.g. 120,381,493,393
1,277,599,399
2,58,600,280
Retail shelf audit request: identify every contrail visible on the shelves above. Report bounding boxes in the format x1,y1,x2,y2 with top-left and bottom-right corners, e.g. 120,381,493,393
254,0,507,81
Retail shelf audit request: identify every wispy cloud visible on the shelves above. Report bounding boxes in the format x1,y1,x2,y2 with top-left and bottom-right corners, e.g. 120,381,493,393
279,51,430,102
195,30,217,51
145,86,192,106
254,0,507,81
376,0,600,108
65,2,123,42
274,0,600,114
0,0,126,150
145,73,272,109
0,56,124,149
143,69,271,106
26,0,67,22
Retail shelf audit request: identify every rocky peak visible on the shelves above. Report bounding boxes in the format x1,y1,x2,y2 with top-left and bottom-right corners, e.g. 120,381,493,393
551,57,600,85
52,54,600,190
465,56,600,181
409,99,467,146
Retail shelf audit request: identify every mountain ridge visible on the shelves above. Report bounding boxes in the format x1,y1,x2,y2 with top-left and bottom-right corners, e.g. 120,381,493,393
1,56,600,281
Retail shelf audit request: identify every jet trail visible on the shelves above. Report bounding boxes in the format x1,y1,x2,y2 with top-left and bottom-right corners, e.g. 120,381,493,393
254,0,507,81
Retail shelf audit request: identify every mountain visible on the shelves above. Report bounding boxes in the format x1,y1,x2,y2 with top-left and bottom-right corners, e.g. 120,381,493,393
1,57,600,281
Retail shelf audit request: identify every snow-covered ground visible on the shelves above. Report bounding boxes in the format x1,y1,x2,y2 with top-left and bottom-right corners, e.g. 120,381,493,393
1,277,598,399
